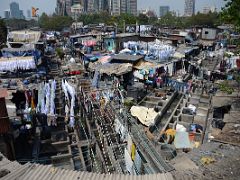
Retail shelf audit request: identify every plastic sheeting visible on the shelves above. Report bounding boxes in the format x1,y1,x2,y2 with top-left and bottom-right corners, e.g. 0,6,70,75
89,63,133,76
130,106,158,127
82,40,97,47
0,56,36,71
99,56,111,64
8,30,41,43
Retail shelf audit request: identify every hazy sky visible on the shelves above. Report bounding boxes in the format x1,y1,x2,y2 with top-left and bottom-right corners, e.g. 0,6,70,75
0,0,227,17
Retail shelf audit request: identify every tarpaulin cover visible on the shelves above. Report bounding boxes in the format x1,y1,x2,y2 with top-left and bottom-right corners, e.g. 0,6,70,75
99,56,111,64
83,40,97,47
8,30,41,43
173,52,185,59
133,60,162,70
89,63,132,76
2,48,41,60
130,106,158,126
120,48,132,54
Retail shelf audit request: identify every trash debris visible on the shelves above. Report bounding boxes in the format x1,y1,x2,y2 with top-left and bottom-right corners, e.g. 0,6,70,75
200,157,216,165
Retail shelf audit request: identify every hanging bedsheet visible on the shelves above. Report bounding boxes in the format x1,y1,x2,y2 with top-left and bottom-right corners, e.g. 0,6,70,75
0,56,36,71
123,40,175,61
37,80,57,126
168,79,188,93
62,80,76,128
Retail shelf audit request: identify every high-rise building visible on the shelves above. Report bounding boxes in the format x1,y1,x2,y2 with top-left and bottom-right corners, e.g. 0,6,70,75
120,0,127,14
56,0,76,16
159,6,170,17
65,0,72,15
120,0,137,16
184,0,195,17
72,0,81,5
202,6,216,14
99,0,109,12
56,0,65,15
71,3,84,20
10,2,21,19
128,0,137,16
82,0,88,12
4,10,10,19
87,0,99,12
56,0,136,16
27,9,31,19
19,10,25,19
109,0,121,16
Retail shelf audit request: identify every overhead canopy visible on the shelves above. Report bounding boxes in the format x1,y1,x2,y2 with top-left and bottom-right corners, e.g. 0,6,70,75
133,60,163,70
119,48,132,54
89,62,132,76
99,56,111,64
110,54,143,64
8,30,41,43
173,52,185,59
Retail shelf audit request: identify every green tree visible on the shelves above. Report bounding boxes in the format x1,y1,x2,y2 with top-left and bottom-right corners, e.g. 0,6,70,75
39,13,49,29
221,0,240,31
219,81,234,94
138,14,149,24
39,13,73,31
157,12,179,27
0,18,7,46
185,12,220,27
234,73,240,97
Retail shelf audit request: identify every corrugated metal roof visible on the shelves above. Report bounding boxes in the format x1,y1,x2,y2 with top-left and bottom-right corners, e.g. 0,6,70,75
0,153,174,180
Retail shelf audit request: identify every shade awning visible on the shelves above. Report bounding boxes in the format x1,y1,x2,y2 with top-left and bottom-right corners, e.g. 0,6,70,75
173,52,185,59
89,62,132,76
133,60,163,70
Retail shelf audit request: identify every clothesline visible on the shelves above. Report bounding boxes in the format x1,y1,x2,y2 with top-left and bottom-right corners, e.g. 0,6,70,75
0,113,81,120
0,57,36,71
0,56,35,62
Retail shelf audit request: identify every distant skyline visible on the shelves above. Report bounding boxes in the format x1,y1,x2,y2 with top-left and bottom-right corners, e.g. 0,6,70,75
138,0,227,15
0,0,227,18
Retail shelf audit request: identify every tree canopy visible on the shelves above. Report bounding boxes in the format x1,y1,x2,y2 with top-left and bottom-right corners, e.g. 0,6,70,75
221,0,240,31
39,13,73,31
77,12,138,27
75,11,221,29
5,19,38,30
0,18,7,45
185,12,220,28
